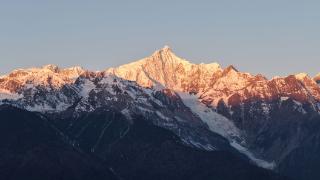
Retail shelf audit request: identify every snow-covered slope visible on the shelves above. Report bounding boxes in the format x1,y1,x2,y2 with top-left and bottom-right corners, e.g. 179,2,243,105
178,92,241,140
178,92,275,169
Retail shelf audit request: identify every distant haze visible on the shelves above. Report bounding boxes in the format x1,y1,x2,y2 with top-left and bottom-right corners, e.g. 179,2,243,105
0,1,319,78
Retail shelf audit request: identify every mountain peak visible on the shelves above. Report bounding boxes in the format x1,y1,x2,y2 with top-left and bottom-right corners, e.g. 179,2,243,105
162,45,171,50
151,45,176,58
107,46,222,91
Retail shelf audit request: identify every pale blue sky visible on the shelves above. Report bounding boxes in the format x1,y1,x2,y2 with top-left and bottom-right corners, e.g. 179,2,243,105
0,0,319,78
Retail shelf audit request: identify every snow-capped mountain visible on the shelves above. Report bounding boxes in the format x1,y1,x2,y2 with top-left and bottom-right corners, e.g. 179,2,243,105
0,105,283,180
1,46,320,179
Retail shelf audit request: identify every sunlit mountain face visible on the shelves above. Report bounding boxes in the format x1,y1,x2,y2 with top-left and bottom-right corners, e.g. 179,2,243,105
1,46,319,180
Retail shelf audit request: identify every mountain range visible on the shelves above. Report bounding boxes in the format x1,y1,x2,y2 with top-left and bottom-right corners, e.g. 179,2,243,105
0,46,319,180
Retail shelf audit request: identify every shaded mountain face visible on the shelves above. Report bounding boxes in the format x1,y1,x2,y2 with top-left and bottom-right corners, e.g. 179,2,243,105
0,105,118,180
277,114,320,180
69,110,285,180
219,102,320,180
0,105,285,180
0,105,287,180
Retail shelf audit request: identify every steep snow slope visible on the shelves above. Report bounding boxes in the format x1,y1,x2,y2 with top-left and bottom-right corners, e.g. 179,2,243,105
178,92,241,140
178,92,275,169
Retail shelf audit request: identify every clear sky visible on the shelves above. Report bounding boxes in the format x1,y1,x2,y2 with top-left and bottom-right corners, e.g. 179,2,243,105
0,0,319,78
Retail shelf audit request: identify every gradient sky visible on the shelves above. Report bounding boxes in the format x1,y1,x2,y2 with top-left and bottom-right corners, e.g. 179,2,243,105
0,0,319,78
